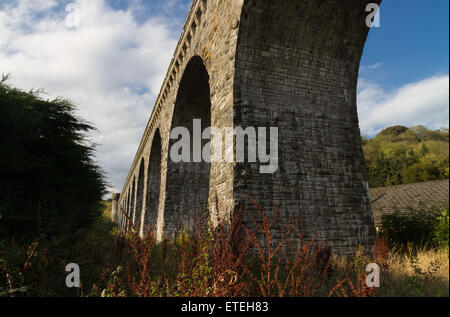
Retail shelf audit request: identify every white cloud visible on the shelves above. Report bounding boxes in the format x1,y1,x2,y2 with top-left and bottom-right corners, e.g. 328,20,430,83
0,0,181,192
357,74,449,136
360,63,382,71
1,0,448,194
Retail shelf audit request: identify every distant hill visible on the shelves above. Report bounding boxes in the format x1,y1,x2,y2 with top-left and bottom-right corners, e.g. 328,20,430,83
362,125,449,188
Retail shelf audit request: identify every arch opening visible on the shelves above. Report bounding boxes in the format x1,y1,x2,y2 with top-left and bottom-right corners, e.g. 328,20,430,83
130,177,136,229
126,189,131,230
144,130,162,232
164,56,212,238
135,159,145,231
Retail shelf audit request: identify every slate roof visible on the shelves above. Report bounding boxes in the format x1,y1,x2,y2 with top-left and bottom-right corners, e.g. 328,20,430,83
369,179,449,226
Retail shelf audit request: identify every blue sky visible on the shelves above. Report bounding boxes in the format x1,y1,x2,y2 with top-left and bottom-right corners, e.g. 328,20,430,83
0,0,448,191
102,0,450,94
357,0,449,136
362,0,449,90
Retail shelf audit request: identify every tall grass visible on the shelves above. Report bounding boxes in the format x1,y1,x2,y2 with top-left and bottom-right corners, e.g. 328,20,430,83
1,200,448,297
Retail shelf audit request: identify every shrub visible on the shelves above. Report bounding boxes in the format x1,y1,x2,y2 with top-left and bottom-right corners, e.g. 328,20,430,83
0,204,126,297
433,208,449,250
0,75,106,240
380,207,446,249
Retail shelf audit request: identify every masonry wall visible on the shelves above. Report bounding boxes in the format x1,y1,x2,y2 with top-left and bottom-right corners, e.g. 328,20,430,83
233,0,379,254
118,0,243,241
117,0,379,255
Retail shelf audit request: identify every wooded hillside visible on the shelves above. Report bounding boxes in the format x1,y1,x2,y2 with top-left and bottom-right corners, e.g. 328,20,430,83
363,125,449,188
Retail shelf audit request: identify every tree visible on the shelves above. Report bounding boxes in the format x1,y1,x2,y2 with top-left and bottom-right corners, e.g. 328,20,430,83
377,125,408,138
363,125,449,188
0,75,106,240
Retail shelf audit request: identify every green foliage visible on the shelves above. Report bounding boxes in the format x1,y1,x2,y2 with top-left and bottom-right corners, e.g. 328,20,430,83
2,202,448,297
0,203,126,296
433,208,449,250
363,125,449,188
0,76,106,240
377,125,409,138
380,207,448,249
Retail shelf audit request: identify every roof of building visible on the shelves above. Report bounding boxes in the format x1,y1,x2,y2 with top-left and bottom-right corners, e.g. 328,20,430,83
369,179,449,226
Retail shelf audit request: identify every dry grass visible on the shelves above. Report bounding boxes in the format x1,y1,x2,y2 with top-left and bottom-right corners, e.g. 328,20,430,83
378,247,449,297
327,243,449,297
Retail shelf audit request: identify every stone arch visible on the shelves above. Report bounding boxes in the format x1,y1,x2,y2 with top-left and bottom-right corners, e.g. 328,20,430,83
124,195,128,227
118,0,379,254
163,55,212,238
135,159,145,230
119,199,123,231
144,129,162,232
123,196,127,225
126,188,131,230
130,177,136,228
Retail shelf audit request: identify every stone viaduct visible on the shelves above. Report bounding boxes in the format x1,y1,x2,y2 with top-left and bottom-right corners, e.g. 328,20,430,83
111,0,381,255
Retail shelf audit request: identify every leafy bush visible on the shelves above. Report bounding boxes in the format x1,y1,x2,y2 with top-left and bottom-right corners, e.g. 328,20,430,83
433,208,449,250
380,207,448,249
0,75,106,240
0,203,126,297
